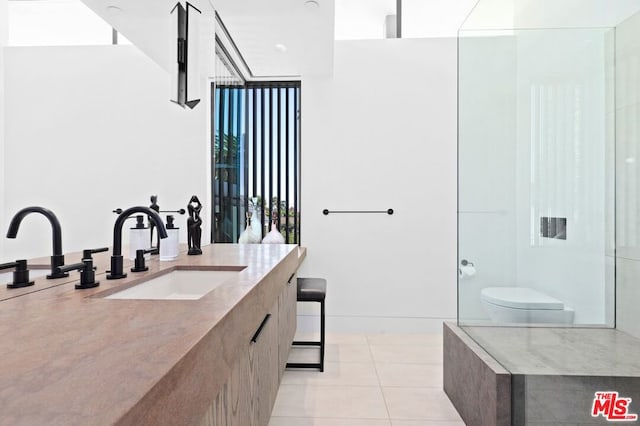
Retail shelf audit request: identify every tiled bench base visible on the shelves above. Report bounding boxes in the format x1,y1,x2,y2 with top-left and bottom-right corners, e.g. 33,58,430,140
443,322,511,426
444,324,640,425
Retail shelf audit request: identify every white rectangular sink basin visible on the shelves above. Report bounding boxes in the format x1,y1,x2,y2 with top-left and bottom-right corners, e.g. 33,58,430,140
105,270,239,300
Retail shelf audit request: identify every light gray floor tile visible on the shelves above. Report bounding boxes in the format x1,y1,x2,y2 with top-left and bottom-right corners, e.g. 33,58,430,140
382,387,463,421
269,417,392,426
293,332,321,342
376,363,443,388
326,344,375,363
367,333,443,346
293,333,370,345
289,344,374,364
327,333,370,345
391,421,466,426
524,423,586,426
287,346,322,364
271,333,463,425
272,384,389,419
370,344,442,364
282,361,379,386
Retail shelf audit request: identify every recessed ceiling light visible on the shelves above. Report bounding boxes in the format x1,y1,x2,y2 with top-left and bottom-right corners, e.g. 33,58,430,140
275,44,288,53
304,0,320,9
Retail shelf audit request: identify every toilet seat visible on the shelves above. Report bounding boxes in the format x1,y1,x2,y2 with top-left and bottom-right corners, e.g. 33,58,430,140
481,287,564,310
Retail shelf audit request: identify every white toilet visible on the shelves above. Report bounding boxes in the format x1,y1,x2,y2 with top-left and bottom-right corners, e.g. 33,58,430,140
481,287,575,324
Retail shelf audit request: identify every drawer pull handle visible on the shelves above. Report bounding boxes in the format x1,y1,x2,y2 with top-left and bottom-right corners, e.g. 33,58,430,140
251,314,271,343
287,273,295,284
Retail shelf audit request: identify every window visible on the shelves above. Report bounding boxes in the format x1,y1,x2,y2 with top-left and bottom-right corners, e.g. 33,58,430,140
212,82,301,244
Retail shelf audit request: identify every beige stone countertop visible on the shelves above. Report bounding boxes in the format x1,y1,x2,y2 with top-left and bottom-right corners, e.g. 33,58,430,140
0,248,120,301
0,244,210,301
0,243,303,425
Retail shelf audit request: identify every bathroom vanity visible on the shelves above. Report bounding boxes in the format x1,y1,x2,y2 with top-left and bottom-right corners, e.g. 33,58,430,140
0,243,304,425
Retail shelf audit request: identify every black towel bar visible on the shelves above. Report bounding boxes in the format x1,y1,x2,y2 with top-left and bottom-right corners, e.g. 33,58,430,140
322,209,394,215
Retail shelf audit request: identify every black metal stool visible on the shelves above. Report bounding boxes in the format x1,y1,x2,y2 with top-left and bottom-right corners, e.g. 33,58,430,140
286,277,326,372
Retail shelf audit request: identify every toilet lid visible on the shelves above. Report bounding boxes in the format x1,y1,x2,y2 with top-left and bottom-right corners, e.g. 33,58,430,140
481,287,564,310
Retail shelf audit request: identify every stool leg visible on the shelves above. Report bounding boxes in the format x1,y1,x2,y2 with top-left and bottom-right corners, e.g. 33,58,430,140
320,299,325,372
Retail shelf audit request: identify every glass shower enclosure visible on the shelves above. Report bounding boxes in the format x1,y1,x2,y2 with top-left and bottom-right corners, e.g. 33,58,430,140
458,0,640,328
454,3,640,423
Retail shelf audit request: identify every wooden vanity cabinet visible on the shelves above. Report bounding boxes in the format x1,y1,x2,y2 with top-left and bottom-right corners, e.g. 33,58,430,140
201,272,297,426
278,272,297,377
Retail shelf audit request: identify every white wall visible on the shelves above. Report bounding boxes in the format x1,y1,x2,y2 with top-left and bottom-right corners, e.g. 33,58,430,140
615,10,640,337
334,0,395,40
299,38,457,332
402,0,478,38
0,0,7,258
2,45,210,261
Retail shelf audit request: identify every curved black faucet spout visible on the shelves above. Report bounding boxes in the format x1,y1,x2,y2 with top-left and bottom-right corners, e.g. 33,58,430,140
107,206,168,280
6,206,68,279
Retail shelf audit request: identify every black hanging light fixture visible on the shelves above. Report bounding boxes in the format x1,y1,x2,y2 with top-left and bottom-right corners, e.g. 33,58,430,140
170,1,201,109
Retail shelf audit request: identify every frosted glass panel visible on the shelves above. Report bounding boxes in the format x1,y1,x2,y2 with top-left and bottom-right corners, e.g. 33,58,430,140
458,28,615,327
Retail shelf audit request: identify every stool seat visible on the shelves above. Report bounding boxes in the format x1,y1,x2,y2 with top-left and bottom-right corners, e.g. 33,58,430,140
286,277,327,372
297,277,326,302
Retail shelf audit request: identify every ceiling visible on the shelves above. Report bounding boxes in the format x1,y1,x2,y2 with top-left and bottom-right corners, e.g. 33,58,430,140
80,0,215,73
79,0,335,79
214,0,335,77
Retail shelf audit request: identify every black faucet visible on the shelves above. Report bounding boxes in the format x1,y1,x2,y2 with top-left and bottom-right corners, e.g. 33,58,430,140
56,247,109,289
6,206,68,279
131,248,155,273
107,206,168,280
0,259,34,288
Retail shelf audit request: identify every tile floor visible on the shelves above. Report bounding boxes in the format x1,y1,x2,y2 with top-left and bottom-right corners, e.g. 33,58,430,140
269,333,465,426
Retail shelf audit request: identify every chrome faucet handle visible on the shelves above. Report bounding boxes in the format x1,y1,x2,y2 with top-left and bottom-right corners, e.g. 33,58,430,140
0,259,35,289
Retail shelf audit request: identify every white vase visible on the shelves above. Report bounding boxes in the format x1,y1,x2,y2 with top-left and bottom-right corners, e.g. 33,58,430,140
238,217,251,244
250,200,262,242
262,219,285,244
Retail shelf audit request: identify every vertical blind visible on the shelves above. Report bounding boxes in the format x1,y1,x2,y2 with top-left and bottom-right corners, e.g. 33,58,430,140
213,82,301,244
